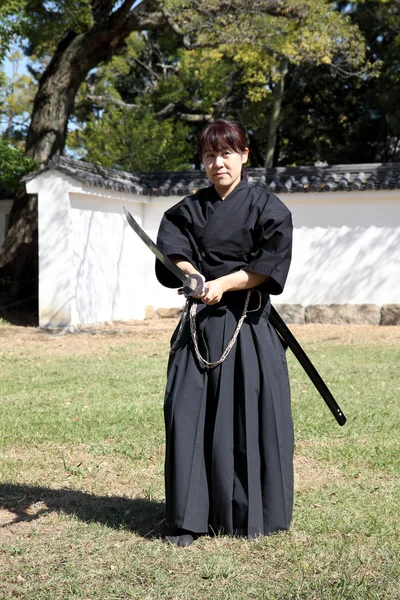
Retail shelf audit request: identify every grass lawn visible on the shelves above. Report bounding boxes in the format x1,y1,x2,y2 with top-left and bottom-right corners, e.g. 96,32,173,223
0,320,399,600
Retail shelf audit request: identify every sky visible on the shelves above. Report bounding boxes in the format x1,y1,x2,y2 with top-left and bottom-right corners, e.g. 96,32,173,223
3,47,29,78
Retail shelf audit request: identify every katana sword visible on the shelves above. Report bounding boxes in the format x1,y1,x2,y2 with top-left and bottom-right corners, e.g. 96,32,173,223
123,207,205,296
123,206,346,426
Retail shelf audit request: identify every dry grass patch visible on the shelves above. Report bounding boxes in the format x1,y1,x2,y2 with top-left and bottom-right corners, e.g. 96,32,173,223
294,454,343,491
290,323,400,344
0,319,176,357
0,443,164,498
1,320,399,359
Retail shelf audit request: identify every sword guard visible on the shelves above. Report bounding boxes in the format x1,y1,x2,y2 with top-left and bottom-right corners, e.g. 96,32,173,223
183,273,206,296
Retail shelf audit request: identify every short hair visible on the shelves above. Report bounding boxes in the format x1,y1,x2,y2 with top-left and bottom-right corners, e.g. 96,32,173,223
197,119,248,158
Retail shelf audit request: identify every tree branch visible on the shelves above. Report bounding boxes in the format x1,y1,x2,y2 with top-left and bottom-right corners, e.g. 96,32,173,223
159,1,192,48
86,94,139,110
155,102,212,122
133,57,161,81
90,0,116,23
178,112,213,122
123,1,166,32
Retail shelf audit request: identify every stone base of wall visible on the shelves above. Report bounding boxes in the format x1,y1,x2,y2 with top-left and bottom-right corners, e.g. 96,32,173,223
273,304,305,324
156,307,183,319
305,304,381,325
149,304,400,325
380,304,400,325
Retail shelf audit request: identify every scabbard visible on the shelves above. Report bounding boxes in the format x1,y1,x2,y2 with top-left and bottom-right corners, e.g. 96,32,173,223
268,306,347,426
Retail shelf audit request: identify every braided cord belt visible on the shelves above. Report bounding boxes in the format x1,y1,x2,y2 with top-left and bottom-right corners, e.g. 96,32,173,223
171,289,262,369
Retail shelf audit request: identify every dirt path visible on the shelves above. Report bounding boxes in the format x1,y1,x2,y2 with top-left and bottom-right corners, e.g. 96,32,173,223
1,319,399,357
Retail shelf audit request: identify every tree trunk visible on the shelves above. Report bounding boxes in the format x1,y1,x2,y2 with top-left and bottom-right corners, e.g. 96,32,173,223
26,11,165,162
0,1,165,303
25,31,89,163
264,58,289,168
0,190,38,303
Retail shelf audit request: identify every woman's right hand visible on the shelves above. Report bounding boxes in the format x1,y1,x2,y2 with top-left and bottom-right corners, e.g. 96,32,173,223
198,279,225,305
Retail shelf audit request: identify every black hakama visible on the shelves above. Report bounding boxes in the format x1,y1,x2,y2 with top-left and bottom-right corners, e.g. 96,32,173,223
155,180,294,538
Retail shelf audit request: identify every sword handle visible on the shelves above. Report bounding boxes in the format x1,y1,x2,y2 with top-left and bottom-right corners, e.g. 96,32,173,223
183,273,206,296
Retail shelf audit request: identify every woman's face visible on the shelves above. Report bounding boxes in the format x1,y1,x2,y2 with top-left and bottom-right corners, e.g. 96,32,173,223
202,144,249,198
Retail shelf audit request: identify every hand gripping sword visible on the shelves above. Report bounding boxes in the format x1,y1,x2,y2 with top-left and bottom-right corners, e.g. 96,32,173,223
123,206,346,426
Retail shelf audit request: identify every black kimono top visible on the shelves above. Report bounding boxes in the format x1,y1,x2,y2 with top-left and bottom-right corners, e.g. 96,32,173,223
156,180,292,296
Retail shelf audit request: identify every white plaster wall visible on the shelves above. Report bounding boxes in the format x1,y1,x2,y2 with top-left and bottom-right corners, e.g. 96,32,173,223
26,170,182,327
143,190,400,308
26,170,400,328
69,191,149,323
26,172,75,327
142,196,185,310
281,191,400,304
0,200,13,247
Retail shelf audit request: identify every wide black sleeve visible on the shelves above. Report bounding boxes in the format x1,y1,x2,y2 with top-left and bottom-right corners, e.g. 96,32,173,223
155,199,195,288
245,194,293,295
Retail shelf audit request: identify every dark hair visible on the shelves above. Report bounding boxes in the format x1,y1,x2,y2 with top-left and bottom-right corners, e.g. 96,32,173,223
197,119,249,178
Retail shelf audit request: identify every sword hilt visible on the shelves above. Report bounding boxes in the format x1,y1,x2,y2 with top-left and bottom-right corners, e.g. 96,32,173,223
183,273,206,296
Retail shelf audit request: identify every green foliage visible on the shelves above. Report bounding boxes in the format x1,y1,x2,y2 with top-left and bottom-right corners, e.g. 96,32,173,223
20,0,93,58
1,0,400,168
166,0,368,70
0,0,27,60
69,108,193,171
275,0,400,165
69,31,269,167
169,47,234,110
69,32,241,169
69,0,375,168
0,139,37,191
0,50,37,142
348,0,400,159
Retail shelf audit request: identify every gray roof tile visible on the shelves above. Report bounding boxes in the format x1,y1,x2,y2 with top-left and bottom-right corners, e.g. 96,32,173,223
23,155,400,195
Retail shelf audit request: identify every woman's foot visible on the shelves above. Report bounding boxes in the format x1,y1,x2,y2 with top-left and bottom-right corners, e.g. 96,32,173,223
163,528,199,547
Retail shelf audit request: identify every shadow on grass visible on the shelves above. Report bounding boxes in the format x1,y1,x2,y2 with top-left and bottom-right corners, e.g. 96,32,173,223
0,482,165,539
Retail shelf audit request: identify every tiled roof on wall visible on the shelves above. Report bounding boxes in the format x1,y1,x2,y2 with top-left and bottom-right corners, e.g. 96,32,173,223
24,155,400,195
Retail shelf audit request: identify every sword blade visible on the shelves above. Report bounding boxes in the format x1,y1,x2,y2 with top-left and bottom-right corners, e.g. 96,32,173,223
123,206,187,284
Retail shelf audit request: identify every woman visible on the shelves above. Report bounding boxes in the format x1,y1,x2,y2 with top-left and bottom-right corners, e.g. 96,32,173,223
155,120,294,547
